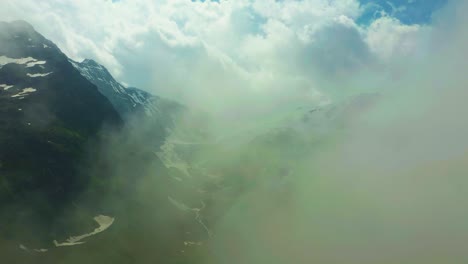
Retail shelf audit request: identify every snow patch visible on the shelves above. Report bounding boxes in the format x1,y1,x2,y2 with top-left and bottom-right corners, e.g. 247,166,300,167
184,241,203,246
19,244,48,253
27,72,53,78
0,56,46,68
0,84,13,90
53,215,114,247
0,56,34,67
11,87,37,98
26,60,47,68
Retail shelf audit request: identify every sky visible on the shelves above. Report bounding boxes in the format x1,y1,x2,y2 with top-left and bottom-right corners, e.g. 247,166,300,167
358,0,447,24
0,0,450,116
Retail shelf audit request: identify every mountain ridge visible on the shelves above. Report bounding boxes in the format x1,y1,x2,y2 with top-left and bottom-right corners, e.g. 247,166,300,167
0,20,123,248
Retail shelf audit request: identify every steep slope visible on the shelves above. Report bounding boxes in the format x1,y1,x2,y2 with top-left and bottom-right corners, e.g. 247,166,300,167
0,20,122,247
69,58,137,117
70,58,188,149
69,58,183,120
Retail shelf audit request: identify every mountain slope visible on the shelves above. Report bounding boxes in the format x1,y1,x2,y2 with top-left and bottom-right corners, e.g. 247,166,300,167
69,58,188,148
0,20,122,247
69,58,138,117
69,58,182,119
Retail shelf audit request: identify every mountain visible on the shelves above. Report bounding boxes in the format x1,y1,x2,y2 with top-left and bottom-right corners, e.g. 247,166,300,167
69,58,188,148
69,58,139,117
0,20,122,248
0,20,212,262
0,20,380,264
69,58,181,119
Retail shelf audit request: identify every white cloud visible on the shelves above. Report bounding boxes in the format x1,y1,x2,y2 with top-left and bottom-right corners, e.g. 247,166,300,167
0,0,435,118
366,16,430,60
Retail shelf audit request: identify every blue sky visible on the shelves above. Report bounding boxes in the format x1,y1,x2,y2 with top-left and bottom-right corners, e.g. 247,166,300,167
358,0,448,25
193,0,448,25
189,0,447,25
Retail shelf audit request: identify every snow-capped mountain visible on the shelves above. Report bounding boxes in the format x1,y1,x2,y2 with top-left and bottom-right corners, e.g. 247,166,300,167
69,58,179,119
70,57,190,152
69,58,137,117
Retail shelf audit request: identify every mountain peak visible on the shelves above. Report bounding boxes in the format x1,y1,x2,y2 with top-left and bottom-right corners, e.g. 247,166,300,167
82,58,100,66
81,59,109,71
2,20,35,31
0,20,57,55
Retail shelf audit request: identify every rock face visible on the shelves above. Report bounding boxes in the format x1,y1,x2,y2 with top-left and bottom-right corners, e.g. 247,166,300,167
0,20,122,246
69,58,137,117
70,57,186,148
69,58,183,120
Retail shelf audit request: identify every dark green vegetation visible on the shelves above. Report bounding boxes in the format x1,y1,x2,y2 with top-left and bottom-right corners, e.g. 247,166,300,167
0,20,122,248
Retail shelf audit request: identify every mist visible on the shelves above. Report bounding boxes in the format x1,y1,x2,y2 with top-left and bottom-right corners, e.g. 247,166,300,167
68,1,468,263
1,0,467,263
155,1,468,263
202,2,468,264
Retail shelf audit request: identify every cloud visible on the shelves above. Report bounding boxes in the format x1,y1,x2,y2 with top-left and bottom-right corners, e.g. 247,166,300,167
0,0,438,119
206,2,468,262
2,1,467,263
366,15,430,60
